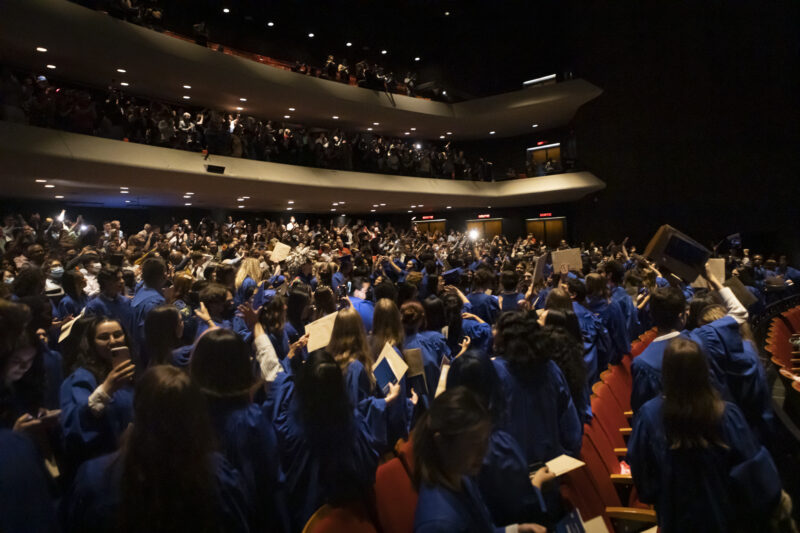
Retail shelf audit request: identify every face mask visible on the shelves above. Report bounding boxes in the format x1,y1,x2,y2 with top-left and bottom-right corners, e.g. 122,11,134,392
50,267,64,279
4,277,14,285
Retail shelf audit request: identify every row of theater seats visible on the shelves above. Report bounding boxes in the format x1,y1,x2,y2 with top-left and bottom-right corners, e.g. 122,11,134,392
764,305,800,422
301,329,663,533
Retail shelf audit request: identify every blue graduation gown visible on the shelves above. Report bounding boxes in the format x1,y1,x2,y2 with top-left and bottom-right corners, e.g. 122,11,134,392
130,286,165,365
235,276,258,307
478,429,547,527
0,430,59,533
571,302,606,383
349,296,375,332
270,376,379,531
62,451,250,533
610,285,638,342
331,271,347,293
533,286,552,311
585,297,629,364
171,345,193,368
499,292,524,313
43,345,64,410
462,318,493,355
207,398,289,532
285,321,305,345
84,294,133,334
405,331,451,403
414,477,503,533
57,293,88,320
253,284,276,310
59,367,134,471
628,397,781,533
493,358,582,464
466,293,500,325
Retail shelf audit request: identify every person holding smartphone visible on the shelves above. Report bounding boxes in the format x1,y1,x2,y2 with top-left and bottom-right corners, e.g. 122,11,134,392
60,317,135,477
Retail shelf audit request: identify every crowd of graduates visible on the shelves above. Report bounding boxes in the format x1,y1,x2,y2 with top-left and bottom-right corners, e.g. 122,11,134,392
0,209,796,532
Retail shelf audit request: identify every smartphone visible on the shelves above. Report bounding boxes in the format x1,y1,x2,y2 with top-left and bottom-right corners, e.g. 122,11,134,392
111,346,131,368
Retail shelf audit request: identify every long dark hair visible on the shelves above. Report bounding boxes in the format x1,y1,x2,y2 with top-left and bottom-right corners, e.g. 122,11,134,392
119,366,218,532
145,305,182,367
412,387,491,490
662,337,725,449
295,350,353,444
286,282,311,330
260,294,286,337
421,295,446,332
446,349,506,425
533,326,586,408
543,309,583,344
190,329,255,399
493,311,543,381
62,269,84,300
442,292,465,351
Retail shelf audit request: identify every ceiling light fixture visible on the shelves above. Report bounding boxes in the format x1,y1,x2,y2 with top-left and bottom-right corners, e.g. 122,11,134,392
238,205,245,208
410,127,416,131
35,179,47,183
46,64,56,69
288,107,295,111
411,205,416,208
116,68,126,73
331,208,336,212
332,202,338,206
287,207,293,211
125,200,131,203
380,203,386,206
236,106,243,111
372,204,378,207
446,131,452,135
444,11,450,16
381,50,388,55
332,115,339,119
185,192,194,195
120,190,129,194
36,47,47,52
183,195,191,198
346,42,352,47
439,135,445,139
284,115,290,119
267,21,274,27
242,196,250,199
370,209,376,212
55,195,64,199
404,132,410,135
408,210,412,213
367,127,373,131
414,57,420,61
489,131,496,135
185,203,192,206
446,206,452,209
44,184,55,188
120,186,128,189
373,122,379,126
120,82,129,86
532,124,539,128
288,200,294,204
308,33,315,38
239,97,247,102
223,8,230,13
183,95,190,99
183,84,191,89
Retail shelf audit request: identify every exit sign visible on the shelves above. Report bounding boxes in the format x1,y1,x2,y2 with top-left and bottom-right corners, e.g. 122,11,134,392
539,212,552,217
478,214,491,219
422,215,434,220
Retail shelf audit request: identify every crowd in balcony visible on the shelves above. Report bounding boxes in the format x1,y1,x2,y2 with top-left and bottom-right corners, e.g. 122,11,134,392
0,68,495,180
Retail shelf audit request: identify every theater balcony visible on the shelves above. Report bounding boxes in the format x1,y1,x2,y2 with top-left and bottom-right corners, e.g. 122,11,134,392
0,0,602,141
0,121,605,212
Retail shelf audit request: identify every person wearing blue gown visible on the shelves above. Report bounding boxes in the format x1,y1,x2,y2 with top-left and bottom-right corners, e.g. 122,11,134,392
628,337,782,533
402,300,451,404
269,350,382,531
143,304,187,367
631,272,773,444
59,317,135,477
566,278,615,373
605,260,639,341
285,282,311,344
467,269,500,325
447,350,553,527
58,269,89,319
348,277,375,333
544,287,601,387
129,258,167,365
294,258,319,291
492,312,582,464
191,328,289,532
440,287,494,355
84,267,132,334
62,366,250,533
233,257,262,306
413,387,549,533
193,283,237,339
584,273,630,364
259,294,291,362
0,429,59,533
498,270,524,313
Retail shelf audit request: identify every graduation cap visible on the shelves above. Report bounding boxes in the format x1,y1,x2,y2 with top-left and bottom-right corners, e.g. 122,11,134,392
271,275,286,288
442,267,462,285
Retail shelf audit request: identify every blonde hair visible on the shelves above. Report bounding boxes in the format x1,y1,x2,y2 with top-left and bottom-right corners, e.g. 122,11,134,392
327,306,374,384
699,304,755,343
235,257,262,290
370,298,405,360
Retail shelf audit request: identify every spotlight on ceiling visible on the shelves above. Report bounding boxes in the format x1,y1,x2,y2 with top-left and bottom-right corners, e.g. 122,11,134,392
36,46,47,52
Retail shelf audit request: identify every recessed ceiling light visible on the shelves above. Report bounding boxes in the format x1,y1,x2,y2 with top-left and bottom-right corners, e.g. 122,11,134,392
237,197,245,202
46,64,56,69
331,208,336,212
238,205,245,208
532,124,539,128
120,190,129,194
446,132,452,135
267,21,274,27
120,82,129,86
346,42,352,47
284,115,290,119
373,122,379,126
223,8,230,13
446,206,452,209
36,47,47,53
183,84,191,89
339,201,345,204
332,202,338,206
380,203,386,206
120,186,128,189
35,179,46,183
439,135,445,139
236,106,243,111
308,33,315,38
414,57,420,61
332,115,339,119
404,132,410,135
410,127,416,131
117,68,126,74
125,200,131,203
444,11,450,16
372,204,378,207
411,205,416,208
489,131,496,135
370,209,376,212
185,192,194,195
54,195,64,199
183,195,191,198
242,196,250,199
183,95,190,99
288,200,294,204
414,143,422,149
367,127,373,131
289,107,295,111
287,207,293,211
408,210,412,213
419,204,424,207
44,184,55,188
185,203,192,206
381,50,388,55
442,90,447,96
239,97,247,102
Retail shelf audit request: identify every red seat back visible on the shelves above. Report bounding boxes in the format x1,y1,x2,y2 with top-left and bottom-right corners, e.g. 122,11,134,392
603,365,632,413
374,457,418,533
302,503,378,533
591,384,628,449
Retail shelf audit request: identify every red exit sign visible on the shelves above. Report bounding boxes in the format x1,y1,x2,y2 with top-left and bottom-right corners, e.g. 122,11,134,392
422,215,434,220
477,214,491,219
539,212,552,217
